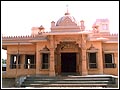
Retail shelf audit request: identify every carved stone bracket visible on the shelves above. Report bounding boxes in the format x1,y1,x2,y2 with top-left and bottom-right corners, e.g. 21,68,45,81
76,34,87,50
55,39,60,49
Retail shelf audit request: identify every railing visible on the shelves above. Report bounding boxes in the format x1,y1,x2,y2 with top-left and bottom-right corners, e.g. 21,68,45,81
89,63,97,68
104,63,116,68
24,64,36,69
10,64,21,69
42,63,49,69
10,64,36,69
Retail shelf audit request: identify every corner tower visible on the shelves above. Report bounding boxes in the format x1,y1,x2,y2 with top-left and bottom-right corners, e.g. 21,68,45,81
92,19,110,34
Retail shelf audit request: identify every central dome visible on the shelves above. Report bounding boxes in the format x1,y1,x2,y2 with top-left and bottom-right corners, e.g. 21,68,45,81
56,12,78,26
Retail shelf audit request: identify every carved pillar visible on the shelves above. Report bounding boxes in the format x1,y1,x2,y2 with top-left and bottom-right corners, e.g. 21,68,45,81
114,52,118,73
98,49,103,74
6,53,10,73
20,55,24,70
36,49,40,74
78,52,82,75
76,53,79,73
49,48,55,76
58,53,61,74
82,49,88,75
114,52,118,66
81,34,88,76
55,51,60,75
49,35,55,76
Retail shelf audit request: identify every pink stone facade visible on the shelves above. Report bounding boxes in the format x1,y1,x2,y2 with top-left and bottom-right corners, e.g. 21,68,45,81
2,11,118,78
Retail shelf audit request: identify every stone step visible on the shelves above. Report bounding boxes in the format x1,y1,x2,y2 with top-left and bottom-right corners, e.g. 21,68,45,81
25,77,112,81
21,75,115,87
23,80,111,84
27,75,112,78
21,83,108,87
27,76,111,79
26,75,112,79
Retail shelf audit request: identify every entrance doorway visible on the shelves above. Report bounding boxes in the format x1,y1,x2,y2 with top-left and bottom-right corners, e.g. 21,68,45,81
61,53,76,73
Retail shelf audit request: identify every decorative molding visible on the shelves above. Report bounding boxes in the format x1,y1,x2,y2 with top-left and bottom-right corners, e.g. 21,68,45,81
103,50,118,53
40,45,50,53
88,44,98,50
87,44,98,52
61,37,76,42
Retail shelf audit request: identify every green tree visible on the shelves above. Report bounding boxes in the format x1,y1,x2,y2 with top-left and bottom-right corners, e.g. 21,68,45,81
2,59,6,64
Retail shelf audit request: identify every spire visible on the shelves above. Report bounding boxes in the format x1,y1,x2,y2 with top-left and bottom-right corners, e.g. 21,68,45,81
65,4,70,15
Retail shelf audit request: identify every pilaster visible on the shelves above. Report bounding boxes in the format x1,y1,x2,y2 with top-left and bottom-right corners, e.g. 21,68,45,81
82,49,88,75
81,34,88,76
49,35,55,76
98,48,103,74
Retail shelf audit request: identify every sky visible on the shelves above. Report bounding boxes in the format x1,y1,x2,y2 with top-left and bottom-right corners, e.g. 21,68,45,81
1,1,119,59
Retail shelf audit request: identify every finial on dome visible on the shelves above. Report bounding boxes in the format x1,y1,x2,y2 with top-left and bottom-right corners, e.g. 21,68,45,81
65,4,70,15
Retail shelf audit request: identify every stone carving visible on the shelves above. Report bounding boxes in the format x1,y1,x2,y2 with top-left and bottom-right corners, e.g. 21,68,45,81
88,44,98,50
60,42,76,50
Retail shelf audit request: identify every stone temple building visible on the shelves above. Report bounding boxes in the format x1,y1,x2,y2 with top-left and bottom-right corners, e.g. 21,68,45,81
2,10,118,78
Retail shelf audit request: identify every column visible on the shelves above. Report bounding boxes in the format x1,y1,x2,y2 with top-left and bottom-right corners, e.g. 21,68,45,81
82,49,88,75
114,52,118,67
98,49,103,74
78,53,82,75
76,53,79,73
57,53,61,74
6,53,10,73
36,48,40,75
20,54,24,70
81,34,88,76
49,48,55,76
114,52,118,74
49,35,55,76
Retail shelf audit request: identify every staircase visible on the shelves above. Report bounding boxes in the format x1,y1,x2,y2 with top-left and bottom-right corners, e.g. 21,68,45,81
21,74,116,88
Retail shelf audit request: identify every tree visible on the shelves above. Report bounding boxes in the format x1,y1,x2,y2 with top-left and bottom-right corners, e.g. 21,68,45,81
2,59,6,64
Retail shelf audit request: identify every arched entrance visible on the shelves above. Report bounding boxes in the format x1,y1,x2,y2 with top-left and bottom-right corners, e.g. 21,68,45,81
55,41,82,75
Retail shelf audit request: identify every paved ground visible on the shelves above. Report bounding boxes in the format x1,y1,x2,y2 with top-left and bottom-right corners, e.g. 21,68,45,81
2,78,16,88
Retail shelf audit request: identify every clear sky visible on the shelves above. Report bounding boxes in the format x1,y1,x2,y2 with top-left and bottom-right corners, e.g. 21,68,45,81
1,1,119,59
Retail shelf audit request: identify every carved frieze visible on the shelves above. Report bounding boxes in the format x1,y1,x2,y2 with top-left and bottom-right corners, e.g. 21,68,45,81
60,42,75,50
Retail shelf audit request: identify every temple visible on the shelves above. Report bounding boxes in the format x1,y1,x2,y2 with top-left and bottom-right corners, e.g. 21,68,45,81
2,10,118,78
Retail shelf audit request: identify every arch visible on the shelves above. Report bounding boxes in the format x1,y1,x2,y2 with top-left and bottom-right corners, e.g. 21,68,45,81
55,41,82,75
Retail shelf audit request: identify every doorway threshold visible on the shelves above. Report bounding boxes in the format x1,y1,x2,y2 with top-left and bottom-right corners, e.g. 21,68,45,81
61,72,79,76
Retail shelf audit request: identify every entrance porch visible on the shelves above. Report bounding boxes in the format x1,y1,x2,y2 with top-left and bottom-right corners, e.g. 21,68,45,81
55,41,83,76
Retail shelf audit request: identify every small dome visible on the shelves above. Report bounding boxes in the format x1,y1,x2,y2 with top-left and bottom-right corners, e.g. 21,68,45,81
39,25,45,30
56,13,77,26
